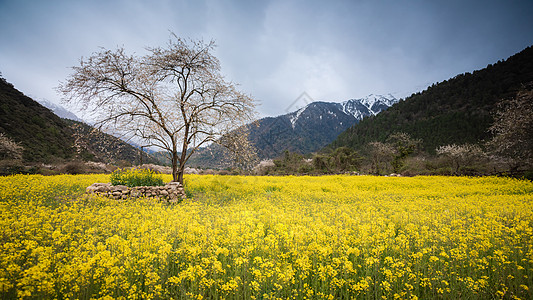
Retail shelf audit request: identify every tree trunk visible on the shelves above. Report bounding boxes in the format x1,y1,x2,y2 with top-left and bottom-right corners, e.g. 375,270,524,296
171,150,179,182
453,159,460,175
177,139,188,185
177,168,184,185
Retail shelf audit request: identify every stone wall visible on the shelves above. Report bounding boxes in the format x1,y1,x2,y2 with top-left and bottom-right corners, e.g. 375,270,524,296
86,182,186,203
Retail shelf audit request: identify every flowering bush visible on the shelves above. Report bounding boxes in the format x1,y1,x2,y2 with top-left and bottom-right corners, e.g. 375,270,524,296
110,168,164,187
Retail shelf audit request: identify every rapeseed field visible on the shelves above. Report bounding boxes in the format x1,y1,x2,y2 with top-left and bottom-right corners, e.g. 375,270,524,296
1,174,532,299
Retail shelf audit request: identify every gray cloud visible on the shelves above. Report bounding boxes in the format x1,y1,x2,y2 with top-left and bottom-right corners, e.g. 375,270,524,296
1,0,532,117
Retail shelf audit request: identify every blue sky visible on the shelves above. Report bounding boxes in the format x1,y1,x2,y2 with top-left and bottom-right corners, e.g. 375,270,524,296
1,0,532,117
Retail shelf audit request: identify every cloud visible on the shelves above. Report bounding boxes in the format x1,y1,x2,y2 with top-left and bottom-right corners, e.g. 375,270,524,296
1,0,532,119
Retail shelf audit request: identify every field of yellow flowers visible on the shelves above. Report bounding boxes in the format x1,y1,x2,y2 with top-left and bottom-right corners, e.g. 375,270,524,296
1,174,532,299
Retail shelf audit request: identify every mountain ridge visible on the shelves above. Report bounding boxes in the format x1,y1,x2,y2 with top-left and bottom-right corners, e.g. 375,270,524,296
187,94,398,168
35,98,83,122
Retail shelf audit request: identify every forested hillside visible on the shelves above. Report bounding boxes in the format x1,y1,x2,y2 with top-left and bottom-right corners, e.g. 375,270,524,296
0,76,161,166
65,120,160,165
188,95,398,169
329,46,533,153
0,76,76,162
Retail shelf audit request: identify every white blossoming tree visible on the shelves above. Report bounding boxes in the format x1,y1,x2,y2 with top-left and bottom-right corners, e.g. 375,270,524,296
59,36,256,184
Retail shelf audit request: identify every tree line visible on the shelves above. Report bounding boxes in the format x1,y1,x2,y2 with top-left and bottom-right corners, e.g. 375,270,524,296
257,86,532,179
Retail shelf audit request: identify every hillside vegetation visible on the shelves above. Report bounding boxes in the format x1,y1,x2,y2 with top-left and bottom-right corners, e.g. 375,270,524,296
188,96,398,169
0,76,162,173
329,46,533,153
65,119,160,165
0,77,76,162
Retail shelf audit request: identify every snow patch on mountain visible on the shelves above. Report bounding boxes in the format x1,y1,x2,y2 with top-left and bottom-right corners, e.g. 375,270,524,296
359,93,396,108
36,98,83,122
289,106,307,129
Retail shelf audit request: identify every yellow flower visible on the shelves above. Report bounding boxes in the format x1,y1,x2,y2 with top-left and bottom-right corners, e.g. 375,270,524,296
1,174,532,299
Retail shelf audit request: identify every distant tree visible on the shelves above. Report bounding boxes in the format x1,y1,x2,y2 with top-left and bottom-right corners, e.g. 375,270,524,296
312,154,331,173
218,127,259,170
273,150,306,174
436,143,486,175
387,132,421,173
368,141,395,175
329,147,362,173
0,133,23,160
59,35,256,184
488,87,533,171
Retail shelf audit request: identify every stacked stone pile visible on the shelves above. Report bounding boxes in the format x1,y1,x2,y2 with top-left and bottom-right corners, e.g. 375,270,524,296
86,182,186,203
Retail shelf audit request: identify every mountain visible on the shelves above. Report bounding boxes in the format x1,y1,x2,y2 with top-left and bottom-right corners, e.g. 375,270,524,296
0,76,161,165
188,94,398,168
0,77,76,162
252,94,398,158
328,46,533,154
36,98,83,122
64,119,161,165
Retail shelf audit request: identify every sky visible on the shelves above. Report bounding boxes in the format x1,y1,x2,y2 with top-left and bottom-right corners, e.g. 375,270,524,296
1,0,533,118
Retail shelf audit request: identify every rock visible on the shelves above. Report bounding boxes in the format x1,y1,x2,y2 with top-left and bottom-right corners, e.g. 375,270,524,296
96,185,111,193
184,167,200,174
86,182,185,204
86,183,111,193
167,182,181,188
111,185,128,192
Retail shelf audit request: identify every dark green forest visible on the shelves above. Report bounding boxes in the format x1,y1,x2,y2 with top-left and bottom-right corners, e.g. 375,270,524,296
0,77,76,162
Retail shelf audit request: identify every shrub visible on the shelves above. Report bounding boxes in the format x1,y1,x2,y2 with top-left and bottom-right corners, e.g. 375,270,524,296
436,144,487,175
110,168,164,187
0,159,25,175
62,161,87,175
218,170,230,175
0,133,23,160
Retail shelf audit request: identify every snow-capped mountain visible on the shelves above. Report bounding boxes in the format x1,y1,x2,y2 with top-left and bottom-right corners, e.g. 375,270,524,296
189,94,398,166
36,98,83,122
286,94,398,130
343,93,398,116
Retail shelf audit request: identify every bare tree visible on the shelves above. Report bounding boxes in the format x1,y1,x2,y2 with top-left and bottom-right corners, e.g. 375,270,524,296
386,132,421,174
436,143,486,175
218,127,259,170
488,87,533,171
59,36,256,184
368,141,395,175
